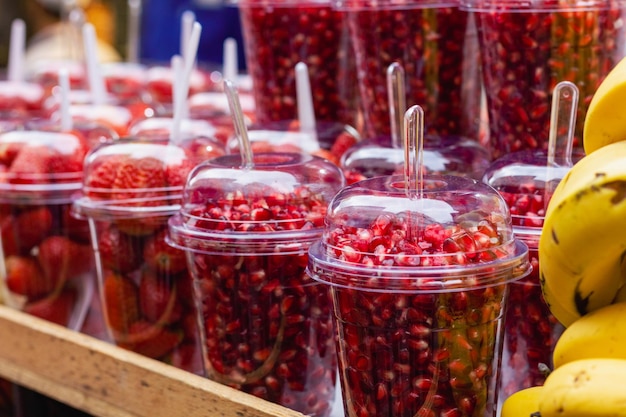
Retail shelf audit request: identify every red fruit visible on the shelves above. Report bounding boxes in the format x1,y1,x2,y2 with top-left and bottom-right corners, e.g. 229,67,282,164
143,229,188,275
1,207,53,256
102,271,140,335
0,141,24,166
168,342,204,375
119,321,183,359
61,204,92,243
138,269,182,324
98,225,142,274
164,158,196,188
330,132,358,162
112,156,167,199
23,288,76,326
5,255,53,299
84,155,127,198
37,236,94,286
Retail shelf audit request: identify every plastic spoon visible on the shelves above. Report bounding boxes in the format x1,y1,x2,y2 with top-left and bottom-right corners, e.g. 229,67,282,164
404,104,425,240
82,23,107,105
127,0,142,63
223,37,239,85
59,69,73,132
544,81,579,207
295,61,321,150
387,62,406,150
171,22,202,144
7,19,25,83
224,80,253,169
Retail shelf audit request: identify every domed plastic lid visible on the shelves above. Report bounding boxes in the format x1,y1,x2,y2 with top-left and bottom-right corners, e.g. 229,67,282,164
341,134,490,180
0,130,89,203
73,137,204,221
168,151,345,255
308,105,530,292
461,0,624,11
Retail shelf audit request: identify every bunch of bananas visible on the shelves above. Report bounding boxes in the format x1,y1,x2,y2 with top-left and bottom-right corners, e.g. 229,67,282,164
502,55,626,416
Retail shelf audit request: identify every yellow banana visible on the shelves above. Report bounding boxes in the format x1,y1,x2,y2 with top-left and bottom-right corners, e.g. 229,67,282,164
501,386,542,417
583,54,626,155
538,358,626,417
539,140,626,327
552,302,626,368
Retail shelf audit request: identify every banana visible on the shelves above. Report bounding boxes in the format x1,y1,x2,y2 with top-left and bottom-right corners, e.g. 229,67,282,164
552,302,626,368
583,55,626,155
539,140,626,327
501,386,542,417
538,358,626,417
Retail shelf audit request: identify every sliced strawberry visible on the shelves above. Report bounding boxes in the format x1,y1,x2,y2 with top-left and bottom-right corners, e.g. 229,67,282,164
138,268,182,325
112,156,167,200
37,236,94,286
61,204,91,243
102,271,140,335
7,146,51,183
97,225,143,274
0,206,55,258
0,141,25,167
5,255,53,299
119,321,183,359
84,155,128,199
330,131,358,162
143,228,188,275
23,288,76,326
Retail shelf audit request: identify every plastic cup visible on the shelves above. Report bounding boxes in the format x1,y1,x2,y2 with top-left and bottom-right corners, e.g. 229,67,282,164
101,62,149,101
335,0,482,144
72,138,209,375
307,174,531,417
238,0,359,128
462,0,626,159
0,81,46,119
482,147,585,406
168,152,345,416
0,130,95,330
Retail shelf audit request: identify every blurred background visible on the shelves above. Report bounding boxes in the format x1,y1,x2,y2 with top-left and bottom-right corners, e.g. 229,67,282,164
0,0,246,71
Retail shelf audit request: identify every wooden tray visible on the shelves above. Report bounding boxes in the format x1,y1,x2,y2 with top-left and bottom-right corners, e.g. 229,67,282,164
0,305,307,417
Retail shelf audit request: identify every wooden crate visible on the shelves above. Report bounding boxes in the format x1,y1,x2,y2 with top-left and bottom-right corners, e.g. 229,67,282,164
0,305,307,417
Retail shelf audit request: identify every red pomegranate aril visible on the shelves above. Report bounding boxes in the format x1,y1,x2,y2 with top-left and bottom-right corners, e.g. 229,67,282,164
474,5,626,158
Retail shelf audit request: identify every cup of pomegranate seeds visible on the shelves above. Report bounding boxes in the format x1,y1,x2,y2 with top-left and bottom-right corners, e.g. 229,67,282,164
335,0,482,145
72,137,209,375
167,147,345,416
0,130,95,330
482,81,580,407
237,0,359,128
308,105,530,417
462,0,626,159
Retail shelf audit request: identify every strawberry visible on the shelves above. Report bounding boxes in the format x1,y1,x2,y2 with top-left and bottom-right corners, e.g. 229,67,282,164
0,141,25,167
5,255,53,299
37,236,94,286
102,271,140,335
61,204,91,243
119,321,183,359
138,268,182,324
84,154,127,199
1,206,54,256
8,146,54,184
97,225,143,274
23,288,76,326
330,131,358,162
168,342,204,375
112,156,167,200
143,228,188,275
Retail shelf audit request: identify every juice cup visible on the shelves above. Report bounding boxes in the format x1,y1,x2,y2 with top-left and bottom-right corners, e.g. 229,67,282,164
462,0,626,158
72,138,209,375
238,0,358,127
335,0,482,144
307,171,531,416
167,152,345,416
0,130,95,330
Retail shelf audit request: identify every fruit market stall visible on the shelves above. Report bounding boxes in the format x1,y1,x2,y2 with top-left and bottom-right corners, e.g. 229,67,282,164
0,304,307,417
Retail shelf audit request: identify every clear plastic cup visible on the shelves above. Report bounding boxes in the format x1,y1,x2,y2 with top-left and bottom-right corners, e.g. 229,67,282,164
0,130,94,330
482,148,583,405
72,138,208,375
0,81,46,118
307,174,531,417
168,152,345,417
101,62,149,101
462,0,626,159
238,0,359,127
335,0,482,144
